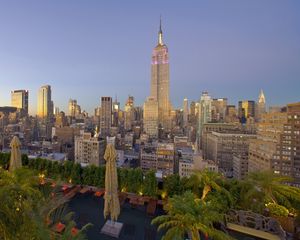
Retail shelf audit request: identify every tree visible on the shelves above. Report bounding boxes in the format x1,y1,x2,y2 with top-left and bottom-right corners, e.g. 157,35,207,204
163,174,183,197
188,170,230,201
70,163,82,184
143,170,157,197
244,171,300,210
0,168,42,239
152,191,232,240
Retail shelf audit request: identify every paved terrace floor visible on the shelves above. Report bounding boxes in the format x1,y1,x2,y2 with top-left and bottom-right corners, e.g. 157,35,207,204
66,192,164,240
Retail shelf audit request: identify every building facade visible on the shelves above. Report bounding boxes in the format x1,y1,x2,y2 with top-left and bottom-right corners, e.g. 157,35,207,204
37,85,52,119
100,97,112,137
74,132,105,166
11,90,29,114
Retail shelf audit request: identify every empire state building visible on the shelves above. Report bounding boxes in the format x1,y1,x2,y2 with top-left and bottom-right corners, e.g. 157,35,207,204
144,19,172,137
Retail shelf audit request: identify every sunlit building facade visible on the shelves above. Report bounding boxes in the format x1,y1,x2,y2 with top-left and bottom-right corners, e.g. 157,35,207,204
11,90,29,114
37,85,52,119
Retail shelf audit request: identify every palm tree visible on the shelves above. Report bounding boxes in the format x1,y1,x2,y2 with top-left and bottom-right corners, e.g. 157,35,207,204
0,168,42,239
152,191,232,240
245,171,300,209
188,170,231,202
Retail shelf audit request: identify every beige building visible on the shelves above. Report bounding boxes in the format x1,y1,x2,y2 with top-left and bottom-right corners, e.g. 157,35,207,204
273,102,300,185
100,97,112,137
143,97,158,138
74,132,105,166
141,142,174,177
248,111,287,172
233,153,249,180
144,19,172,135
206,131,256,176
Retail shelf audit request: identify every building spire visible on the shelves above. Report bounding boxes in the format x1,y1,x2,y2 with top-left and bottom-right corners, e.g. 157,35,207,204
158,16,163,45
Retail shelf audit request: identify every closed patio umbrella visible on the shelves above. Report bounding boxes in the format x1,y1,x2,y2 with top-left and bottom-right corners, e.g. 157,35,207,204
103,143,120,222
9,136,22,172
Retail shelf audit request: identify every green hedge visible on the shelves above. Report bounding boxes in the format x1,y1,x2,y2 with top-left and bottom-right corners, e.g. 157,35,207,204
0,153,159,197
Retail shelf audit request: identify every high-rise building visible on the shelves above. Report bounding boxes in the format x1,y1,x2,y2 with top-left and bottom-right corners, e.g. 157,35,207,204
211,98,227,122
238,100,256,121
198,91,212,142
183,98,189,127
11,90,29,114
143,97,158,138
100,97,112,137
68,99,81,118
124,95,135,130
225,105,238,123
248,111,287,173
273,102,300,186
144,19,172,135
112,97,120,127
37,85,52,119
257,90,266,121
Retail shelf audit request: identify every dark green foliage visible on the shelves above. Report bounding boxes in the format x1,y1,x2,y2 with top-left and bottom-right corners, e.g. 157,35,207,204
21,154,29,166
163,174,183,197
143,170,157,197
94,165,105,187
0,152,10,169
118,168,129,190
127,168,143,193
70,163,82,184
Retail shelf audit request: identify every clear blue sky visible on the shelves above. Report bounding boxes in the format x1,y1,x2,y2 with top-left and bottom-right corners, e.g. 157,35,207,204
0,1,299,115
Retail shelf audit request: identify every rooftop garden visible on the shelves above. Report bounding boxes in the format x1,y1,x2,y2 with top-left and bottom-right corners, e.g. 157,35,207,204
1,152,300,239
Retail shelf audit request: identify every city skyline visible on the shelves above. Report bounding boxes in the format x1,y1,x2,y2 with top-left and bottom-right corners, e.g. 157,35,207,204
0,1,300,115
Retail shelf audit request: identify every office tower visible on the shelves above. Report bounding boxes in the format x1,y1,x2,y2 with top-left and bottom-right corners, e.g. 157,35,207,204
68,99,81,118
68,99,77,117
11,90,29,114
75,132,105,166
225,105,238,123
257,90,266,120
112,97,120,127
273,102,300,186
211,98,227,122
238,100,256,121
183,98,189,127
248,111,287,173
198,91,212,143
143,97,159,138
100,97,112,137
144,19,172,135
37,85,52,118
124,95,135,130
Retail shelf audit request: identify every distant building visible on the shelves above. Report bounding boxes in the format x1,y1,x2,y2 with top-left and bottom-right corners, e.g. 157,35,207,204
100,97,112,137
37,85,52,119
238,100,255,121
143,97,158,138
211,98,227,122
74,132,105,166
183,98,189,127
143,19,172,135
198,91,212,142
225,105,238,123
11,90,29,114
124,95,135,130
68,99,81,118
257,90,266,121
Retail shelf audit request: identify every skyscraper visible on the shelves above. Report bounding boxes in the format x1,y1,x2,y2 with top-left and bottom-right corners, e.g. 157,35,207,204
100,97,112,137
238,100,256,121
183,98,189,127
11,90,29,114
143,97,158,138
146,18,172,133
198,91,212,143
257,90,266,120
37,85,52,118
